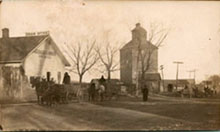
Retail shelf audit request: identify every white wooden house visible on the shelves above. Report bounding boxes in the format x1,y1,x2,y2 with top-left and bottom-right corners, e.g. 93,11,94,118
0,28,71,98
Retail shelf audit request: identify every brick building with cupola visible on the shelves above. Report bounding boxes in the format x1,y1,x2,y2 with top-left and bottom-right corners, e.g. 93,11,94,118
120,23,161,92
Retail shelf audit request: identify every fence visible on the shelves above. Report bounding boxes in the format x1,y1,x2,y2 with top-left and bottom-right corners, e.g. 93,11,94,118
0,66,29,102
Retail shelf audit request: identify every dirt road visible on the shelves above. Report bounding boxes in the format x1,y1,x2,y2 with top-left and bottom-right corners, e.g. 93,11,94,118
0,95,220,130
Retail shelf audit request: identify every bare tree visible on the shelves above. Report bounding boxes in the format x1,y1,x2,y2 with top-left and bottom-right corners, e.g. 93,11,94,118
208,75,220,88
135,22,170,95
95,42,120,80
94,30,122,81
142,23,169,77
64,40,99,84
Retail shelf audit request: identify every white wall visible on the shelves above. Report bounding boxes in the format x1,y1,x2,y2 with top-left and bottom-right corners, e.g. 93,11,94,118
23,38,66,84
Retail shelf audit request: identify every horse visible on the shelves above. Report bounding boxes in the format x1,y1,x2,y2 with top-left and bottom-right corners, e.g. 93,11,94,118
97,84,105,101
30,77,62,105
30,77,48,104
31,76,85,105
41,86,54,106
44,84,67,105
89,80,106,102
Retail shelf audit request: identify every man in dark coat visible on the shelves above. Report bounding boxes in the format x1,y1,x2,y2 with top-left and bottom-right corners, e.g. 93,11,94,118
142,84,149,102
0,124,3,131
89,83,96,101
63,72,71,85
99,75,106,85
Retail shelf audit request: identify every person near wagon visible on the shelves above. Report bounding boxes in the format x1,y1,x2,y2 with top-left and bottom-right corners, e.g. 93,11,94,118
62,72,71,101
98,75,106,100
89,83,96,101
63,72,71,85
142,84,149,102
0,124,3,131
99,75,106,85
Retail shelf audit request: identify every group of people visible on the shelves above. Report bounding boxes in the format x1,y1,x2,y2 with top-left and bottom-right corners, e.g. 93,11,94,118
203,86,217,97
181,85,218,98
49,73,150,102
88,75,106,102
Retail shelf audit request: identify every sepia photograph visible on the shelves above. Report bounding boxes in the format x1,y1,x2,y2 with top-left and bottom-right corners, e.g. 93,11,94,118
0,0,220,131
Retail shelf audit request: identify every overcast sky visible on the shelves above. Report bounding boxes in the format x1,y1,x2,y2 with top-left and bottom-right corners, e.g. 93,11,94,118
1,0,220,82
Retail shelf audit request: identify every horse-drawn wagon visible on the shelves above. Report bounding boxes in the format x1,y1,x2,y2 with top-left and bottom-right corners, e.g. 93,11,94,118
30,77,83,106
88,78,122,102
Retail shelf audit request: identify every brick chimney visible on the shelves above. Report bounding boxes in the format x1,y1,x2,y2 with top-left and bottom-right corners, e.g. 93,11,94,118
2,28,9,38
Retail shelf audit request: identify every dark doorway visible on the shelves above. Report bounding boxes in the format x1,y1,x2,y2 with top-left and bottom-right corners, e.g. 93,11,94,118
168,84,173,92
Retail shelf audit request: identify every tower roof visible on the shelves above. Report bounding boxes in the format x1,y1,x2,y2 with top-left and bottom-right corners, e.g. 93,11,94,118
121,23,157,51
132,23,147,34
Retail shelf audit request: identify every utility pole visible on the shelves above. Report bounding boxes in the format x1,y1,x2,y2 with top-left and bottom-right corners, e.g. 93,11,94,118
187,69,197,85
160,65,164,91
192,69,197,84
173,61,183,90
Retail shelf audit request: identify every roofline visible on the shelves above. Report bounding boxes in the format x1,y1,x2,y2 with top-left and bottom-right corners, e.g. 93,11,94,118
0,35,48,40
164,79,195,81
0,35,71,66
22,35,71,66
22,35,49,62
0,61,22,64
49,37,71,66
0,35,49,64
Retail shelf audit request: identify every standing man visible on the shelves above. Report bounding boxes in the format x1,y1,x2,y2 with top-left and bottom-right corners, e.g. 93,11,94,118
63,72,71,85
99,75,106,100
0,124,3,131
99,75,106,85
142,84,149,102
88,83,96,101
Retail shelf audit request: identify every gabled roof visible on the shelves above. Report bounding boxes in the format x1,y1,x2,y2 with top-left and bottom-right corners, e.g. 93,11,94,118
0,35,47,63
144,73,161,81
164,79,195,85
0,35,71,66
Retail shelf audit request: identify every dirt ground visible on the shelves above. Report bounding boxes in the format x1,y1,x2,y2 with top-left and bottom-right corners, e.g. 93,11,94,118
0,94,220,131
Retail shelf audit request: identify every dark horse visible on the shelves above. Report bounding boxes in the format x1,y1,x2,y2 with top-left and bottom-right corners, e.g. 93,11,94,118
30,76,83,105
30,77,62,105
41,84,65,106
30,77,48,104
